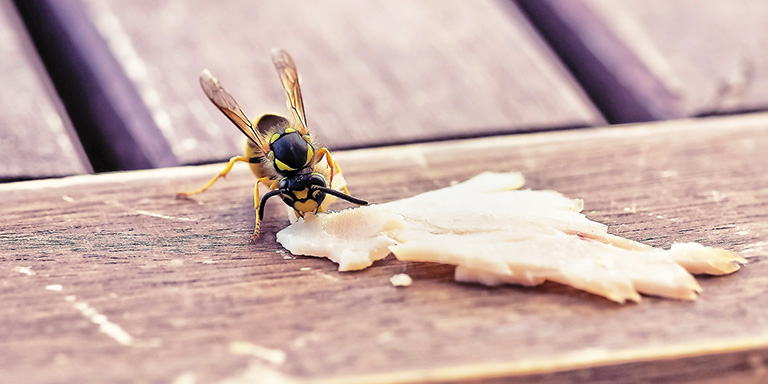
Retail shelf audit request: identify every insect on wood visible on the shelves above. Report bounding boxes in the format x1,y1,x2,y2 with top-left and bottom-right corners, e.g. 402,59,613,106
177,49,368,239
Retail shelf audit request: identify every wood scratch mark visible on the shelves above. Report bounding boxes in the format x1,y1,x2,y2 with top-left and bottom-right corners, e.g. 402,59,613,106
290,333,320,349
14,266,34,276
318,272,339,282
229,341,286,365
708,190,727,203
65,295,134,347
135,210,197,221
221,342,292,384
172,372,197,384
217,361,296,384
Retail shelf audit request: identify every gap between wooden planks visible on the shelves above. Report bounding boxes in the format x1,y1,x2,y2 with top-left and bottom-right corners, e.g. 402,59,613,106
0,0,91,180
1,113,768,383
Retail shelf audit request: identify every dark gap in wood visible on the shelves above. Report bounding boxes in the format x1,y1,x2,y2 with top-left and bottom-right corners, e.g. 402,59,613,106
0,1,92,180
514,0,687,124
0,175,36,183
696,106,768,119
11,0,178,172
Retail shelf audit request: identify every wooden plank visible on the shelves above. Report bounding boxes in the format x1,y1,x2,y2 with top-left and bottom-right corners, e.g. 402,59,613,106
12,0,178,172
0,1,90,180
69,0,603,166
517,0,768,123
2,113,768,382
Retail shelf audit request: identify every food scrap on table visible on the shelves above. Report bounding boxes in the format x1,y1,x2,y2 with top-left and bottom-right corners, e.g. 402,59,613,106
277,172,746,303
390,273,413,287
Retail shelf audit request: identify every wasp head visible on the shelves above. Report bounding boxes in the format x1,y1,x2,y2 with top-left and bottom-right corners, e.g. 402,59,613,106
278,172,327,215
257,172,369,222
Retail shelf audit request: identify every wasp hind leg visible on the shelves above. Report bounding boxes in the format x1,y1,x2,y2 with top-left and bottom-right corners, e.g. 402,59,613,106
316,147,351,195
177,155,251,198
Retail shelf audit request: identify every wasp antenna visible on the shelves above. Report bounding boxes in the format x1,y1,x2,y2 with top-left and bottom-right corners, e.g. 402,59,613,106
258,189,283,221
314,186,369,206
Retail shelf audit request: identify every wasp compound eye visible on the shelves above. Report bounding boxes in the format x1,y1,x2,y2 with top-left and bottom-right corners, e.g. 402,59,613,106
309,173,326,187
271,132,311,173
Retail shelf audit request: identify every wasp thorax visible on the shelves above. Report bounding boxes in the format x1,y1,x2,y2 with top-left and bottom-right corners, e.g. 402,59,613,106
279,172,327,213
269,129,314,174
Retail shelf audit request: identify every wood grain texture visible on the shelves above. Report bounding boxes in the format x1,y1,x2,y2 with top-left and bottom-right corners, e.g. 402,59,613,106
12,0,179,172
75,0,603,166
519,0,768,123
0,1,90,180
2,113,768,383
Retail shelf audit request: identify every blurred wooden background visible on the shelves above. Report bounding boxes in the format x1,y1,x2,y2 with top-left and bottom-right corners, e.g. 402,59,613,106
6,0,768,176
0,0,90,179
2,0,768,382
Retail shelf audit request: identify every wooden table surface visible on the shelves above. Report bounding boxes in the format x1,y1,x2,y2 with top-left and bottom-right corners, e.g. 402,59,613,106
3,113,768,383
3,1,768,382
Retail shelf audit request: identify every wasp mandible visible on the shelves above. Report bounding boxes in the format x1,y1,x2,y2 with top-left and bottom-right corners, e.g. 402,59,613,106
178,49,368,238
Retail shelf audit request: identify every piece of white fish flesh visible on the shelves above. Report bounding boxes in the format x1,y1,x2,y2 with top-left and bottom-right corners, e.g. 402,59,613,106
276,172,745,303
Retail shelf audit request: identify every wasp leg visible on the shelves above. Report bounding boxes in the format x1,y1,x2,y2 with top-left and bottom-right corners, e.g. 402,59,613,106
251,176,275,240
315,148,350,194
177,155,250,197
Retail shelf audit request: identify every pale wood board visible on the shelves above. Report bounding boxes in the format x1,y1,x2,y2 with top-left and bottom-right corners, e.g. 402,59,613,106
2,114,768,383
583,0,768,116
0,1,90,180
75,0,603,165
521,0,768,122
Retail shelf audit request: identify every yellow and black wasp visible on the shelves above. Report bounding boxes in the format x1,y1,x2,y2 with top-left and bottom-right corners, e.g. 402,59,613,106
178,49,367,238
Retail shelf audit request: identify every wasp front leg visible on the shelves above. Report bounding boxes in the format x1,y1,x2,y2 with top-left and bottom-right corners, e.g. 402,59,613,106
251,176,277,240
177,155,251,198
315,147,350,195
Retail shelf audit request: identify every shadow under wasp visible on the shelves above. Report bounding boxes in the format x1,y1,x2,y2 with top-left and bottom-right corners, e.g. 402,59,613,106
178,49,368,239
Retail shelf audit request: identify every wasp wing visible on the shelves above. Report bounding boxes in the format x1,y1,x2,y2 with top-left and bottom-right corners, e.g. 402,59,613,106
199,69,269,154
271,49,308,135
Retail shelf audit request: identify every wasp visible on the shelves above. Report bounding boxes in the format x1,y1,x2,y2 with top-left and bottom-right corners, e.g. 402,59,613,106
178,49,368,238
